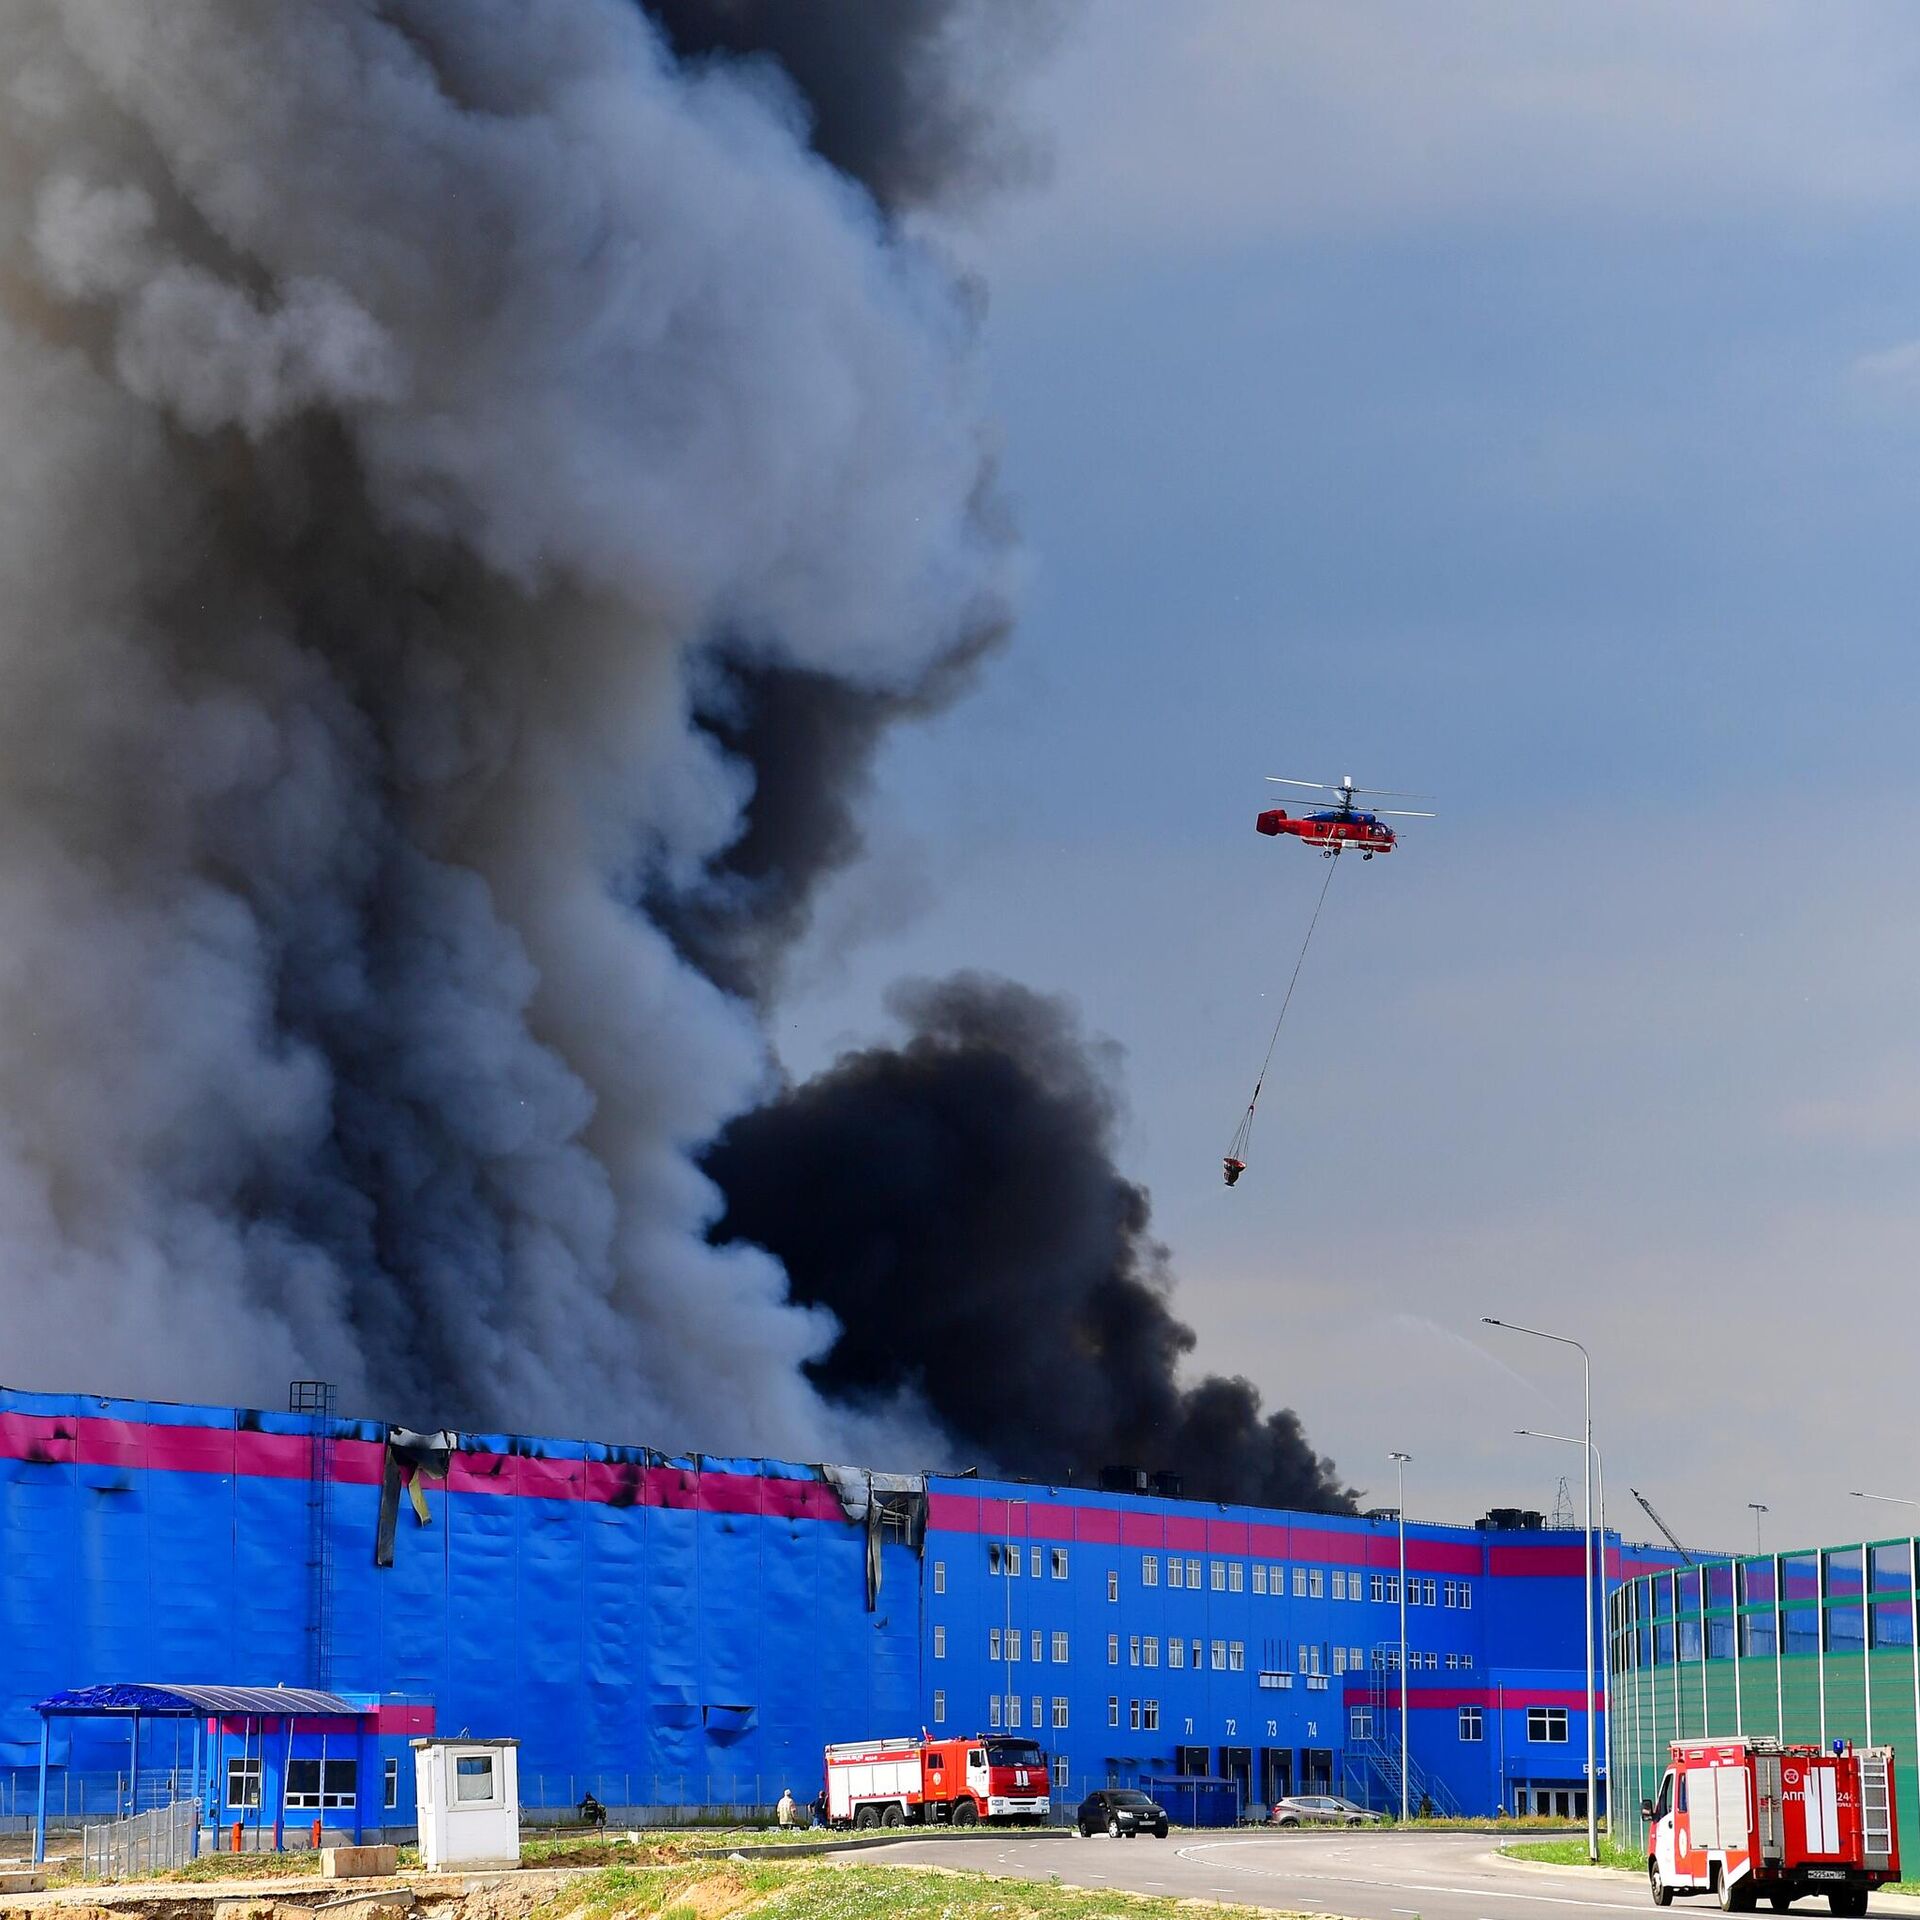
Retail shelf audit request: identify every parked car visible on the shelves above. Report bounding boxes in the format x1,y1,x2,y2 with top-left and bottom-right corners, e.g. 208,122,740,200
1268,1793,1383,1828
1075,1788,1170,1839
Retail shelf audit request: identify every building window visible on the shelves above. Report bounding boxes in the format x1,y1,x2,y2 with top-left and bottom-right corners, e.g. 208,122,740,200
1252,1564,1268,1595
1461,1583,1472,1610
1424,1579,1438,1607
1142,1555,1158,1588
934,1560,947,1594
1143,1701,1161,1731
1130,1699,1142,1731
1129,1635,1141,1666
1528,1706,1569,1743
384,1758,399,1810
1297,1643,1310,1673
1271,1563,1286,1593
1144,1636,1159,1667
287,1756,360,1811
1370,1573,1385,1603
1191,1639,1202,1668
1108,1696,1120,1727
991,1695,1002,1729
1169,1637,1187,1670
1030,1547,1042,1579
1187,1558,1201,1587
1010,1632,1022,1664
990,1627,1003,1661
454,1755,496,1805
1052,1697,1069,1729
1350,1707,1373,1741
1052,1548,1069,1580
933,1689,947,1723
1459,1707,1484,1742
1309,1568,1325,1598
227,1759,262,1810
934,1626,947,1659
1333,1646,1348,1674
1212,1639,1227,1671
1032,1695,1042,1730
1443,1580,1457,1609
1287,1567,1303,1597
1009,1695,1022,1728
1009,1545,1021,1578
1031,1630,1043,1662
1210,1561,1226,1592
1229,1562,1245,1593
1408,1579,1421,1607
1385,1575,1401,1604
1445,1652,1457,1670
1168,1557,1184,1589
1461,1652,1473,1669
1332,1570,1346,1600
1109,1634,1120,1665
1230,1641,1245,1672
1053,1631,1070,1663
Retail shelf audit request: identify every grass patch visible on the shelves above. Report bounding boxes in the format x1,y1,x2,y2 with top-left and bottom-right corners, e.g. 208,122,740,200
1501,1837,1645,1872
539,1858,1284,1919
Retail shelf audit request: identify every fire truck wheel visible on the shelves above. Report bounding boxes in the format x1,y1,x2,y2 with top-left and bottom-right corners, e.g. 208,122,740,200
1717,1868,1757,1913
952,1800,977,1827
1825,1894,1867,1918
854,1806,878,1830
1650,1860,1674,1908
882,1805,905,1828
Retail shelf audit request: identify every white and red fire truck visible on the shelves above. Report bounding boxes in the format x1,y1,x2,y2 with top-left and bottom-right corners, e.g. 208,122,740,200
822,1734,1051,1828
1644,1737,1898,1914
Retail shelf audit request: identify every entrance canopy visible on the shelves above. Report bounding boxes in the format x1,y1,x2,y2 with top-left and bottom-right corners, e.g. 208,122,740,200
30,1683,372,1863
37,1684,361,1718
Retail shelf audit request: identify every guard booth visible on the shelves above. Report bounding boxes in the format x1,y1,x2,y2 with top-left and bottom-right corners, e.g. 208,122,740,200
413,1738,520,1869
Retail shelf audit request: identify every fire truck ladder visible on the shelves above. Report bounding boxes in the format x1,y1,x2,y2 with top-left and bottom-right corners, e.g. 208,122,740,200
1861,1751,1894,1869
289,1380,338,1691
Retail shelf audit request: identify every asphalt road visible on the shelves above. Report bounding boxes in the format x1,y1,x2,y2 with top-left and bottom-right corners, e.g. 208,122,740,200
883,1827,1658,1919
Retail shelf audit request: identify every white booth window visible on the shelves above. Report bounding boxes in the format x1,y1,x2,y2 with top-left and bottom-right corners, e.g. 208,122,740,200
455,1754,498,1802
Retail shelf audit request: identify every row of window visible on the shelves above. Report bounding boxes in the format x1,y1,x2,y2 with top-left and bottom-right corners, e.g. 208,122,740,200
982,1545,1072,1580
1111,1698,1162,1730
1103,1637,1249,1671
981,1694,1070,1730
935,1554,1475,1608
227,1757,401,1811
942,1624,1476,1675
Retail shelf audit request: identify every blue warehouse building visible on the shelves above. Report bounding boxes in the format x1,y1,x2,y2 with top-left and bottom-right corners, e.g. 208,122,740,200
0,1385,1673,1832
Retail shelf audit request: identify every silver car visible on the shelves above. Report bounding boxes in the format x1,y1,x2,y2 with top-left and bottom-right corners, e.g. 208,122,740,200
1268,1793,1383,1827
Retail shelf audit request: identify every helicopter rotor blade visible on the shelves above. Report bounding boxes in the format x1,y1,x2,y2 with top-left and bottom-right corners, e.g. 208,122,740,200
1343,786,1432,799
1264,776,1339,790
1371,808,1435,818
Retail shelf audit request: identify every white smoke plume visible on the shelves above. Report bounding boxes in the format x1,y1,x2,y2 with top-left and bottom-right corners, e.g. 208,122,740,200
0,0,1024,1453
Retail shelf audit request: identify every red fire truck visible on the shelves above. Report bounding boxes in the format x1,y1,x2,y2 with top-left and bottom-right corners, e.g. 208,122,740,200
1644,1737,1898,1914
823,1734,1051,1828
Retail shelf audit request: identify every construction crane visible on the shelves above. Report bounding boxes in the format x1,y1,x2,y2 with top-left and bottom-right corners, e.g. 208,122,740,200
1630,1486,1694,1565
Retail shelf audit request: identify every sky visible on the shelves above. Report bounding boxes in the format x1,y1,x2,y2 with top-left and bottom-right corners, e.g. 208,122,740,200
776,1,1920,1557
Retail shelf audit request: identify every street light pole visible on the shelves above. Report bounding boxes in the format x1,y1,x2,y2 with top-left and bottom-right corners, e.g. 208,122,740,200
1517,1428,1609,1832
1748,1503,1769,1556
1484,1316,1597,1864
1391,1450,1412,1825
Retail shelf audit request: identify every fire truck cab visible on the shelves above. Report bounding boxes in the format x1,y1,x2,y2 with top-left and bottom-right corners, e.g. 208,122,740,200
1644,1738,1898,1915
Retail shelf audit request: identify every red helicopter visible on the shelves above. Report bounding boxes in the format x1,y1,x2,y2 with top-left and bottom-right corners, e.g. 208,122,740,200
1255,774,1432,859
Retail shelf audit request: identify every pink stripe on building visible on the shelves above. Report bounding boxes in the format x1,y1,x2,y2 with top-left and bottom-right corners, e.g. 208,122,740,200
1489,1544,1586,1577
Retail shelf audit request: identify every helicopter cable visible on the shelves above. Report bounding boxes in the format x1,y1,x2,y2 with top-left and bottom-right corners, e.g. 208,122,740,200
1226,849,1340,1180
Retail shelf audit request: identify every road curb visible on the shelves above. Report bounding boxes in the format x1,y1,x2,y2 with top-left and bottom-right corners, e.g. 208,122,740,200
702,1829,1074,1860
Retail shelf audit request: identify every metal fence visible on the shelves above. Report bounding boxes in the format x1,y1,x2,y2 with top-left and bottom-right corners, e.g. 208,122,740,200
0,1771,185,1836
82,1798,198,1880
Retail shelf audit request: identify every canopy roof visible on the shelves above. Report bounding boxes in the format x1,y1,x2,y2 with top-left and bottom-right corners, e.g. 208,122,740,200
36,1683,362,1717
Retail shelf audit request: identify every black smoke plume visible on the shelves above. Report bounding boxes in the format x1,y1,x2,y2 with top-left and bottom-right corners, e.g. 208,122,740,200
644,0,1065,214
707,975,1357,1510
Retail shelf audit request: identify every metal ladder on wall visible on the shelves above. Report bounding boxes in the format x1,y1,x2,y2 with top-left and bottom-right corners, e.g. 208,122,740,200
1345,1646,1463,1817
289,1381,337,1691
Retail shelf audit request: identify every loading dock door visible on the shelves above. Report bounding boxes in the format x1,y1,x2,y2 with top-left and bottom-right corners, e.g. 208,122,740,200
1261,1747,1292,1805
1303,1747,1333,1794
1220,1746,1252,1814
1176,1745,1209,1777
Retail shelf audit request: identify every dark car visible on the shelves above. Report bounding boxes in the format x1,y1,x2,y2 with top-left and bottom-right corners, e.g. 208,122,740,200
1076,1788,1170,1839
